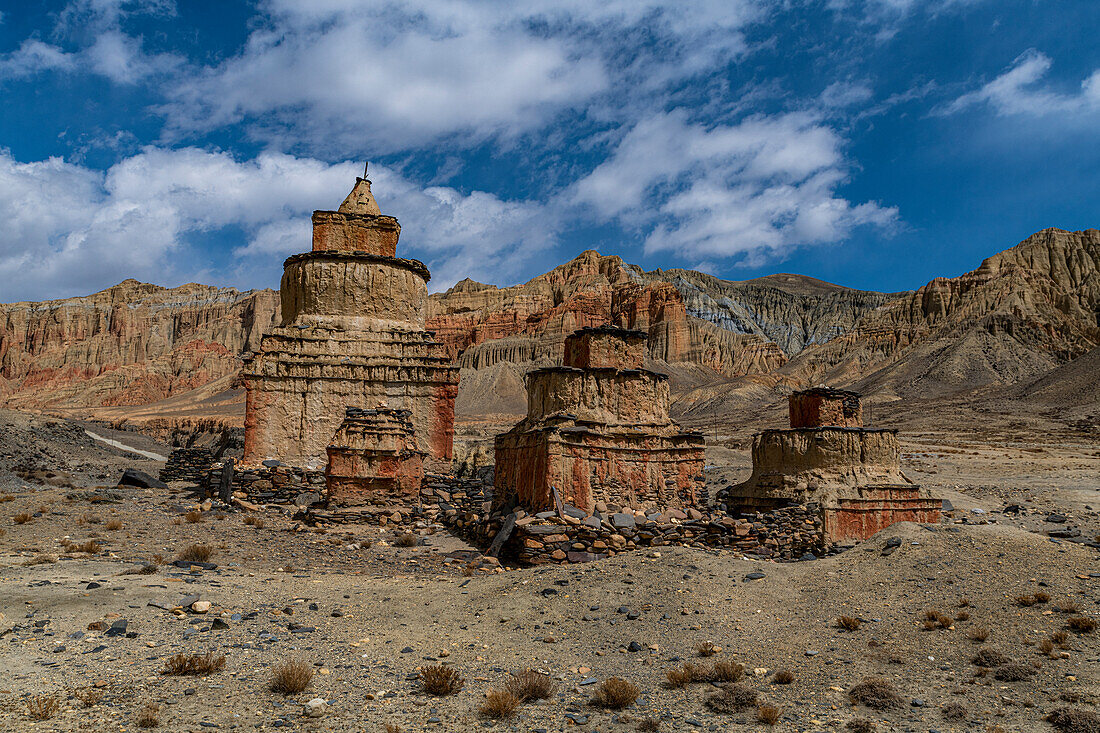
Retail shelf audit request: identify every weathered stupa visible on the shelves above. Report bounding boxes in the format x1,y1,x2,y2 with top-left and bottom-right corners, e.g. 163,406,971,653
724,387,941,542
242,167,459,468
494,326,705,513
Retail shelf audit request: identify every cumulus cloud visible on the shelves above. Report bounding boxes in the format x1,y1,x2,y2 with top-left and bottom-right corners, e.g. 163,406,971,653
0,40,77,79
0,148,555,302
945,49,1100,117
156,0,763,153
569,110,897,262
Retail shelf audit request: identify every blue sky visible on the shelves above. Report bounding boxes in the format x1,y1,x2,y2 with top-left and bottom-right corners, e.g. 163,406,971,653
1,0,1097,303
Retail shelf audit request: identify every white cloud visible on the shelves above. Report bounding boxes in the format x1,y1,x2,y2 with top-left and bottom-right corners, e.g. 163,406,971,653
0,148,555,302
0,40,77,79
156,0,763,153
945,49,1100,117
820,80,874,108
569,110,897,262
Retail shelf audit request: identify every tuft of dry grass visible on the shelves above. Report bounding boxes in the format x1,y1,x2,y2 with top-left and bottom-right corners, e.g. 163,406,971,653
757,705,781,725
955,610,970,622
383,725,402,733
176,544,214,562
26,695,60,720
243,515,264,528
1040,639,1057,657
706,683,758,714
772,670,796,685
24,553,58,565
163,652,226,676
0,494,13,502
74,688,104,708
1034,591,1051,603
942,702,967,719
394,533,418,547
478,689,520,719
270,660,313,694
420,665,464,696
848,677,903,710
505,669,553,702
1052,630,1069,646
666,662,708,688
846,719,876,733
921,609,953,630
14,512,33,524
1056,601,1081,614
170,517,183,526
969,626,990,642
1016,594,1038,607
105,519,123,530
958,597,970,607
636,718,660,732
838,616,863,631
1067,616,1097,633
591,677,639,710
63,539,102,554
183,510,204,524
695,640,719,657
1047,707,1100,732
136,703,160,728
972,648,1011,668
709,660,745,683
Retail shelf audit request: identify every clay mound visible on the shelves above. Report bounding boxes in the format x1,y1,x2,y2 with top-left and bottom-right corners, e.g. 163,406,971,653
455,361,530,417
1012,347,1100,408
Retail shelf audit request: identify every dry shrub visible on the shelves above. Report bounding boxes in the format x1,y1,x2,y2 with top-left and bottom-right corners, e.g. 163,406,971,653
478,689,520,719
969,626,990,642
1040,639,1056,657
942,702,967,719
394,533,418,547
955,611,970,622
994,663,1035,682
695,640,718,657
636,718,660,732
1067,617,1097,633
24,553,58,565
706,683,758,713
772,670,796,685
1046,707,1100,733
177,544,214,562
0,494,13,502
105,519,123,530
270,660,313,694
243,515,264,528
384,725,402,733
1052,630,1069,646
170,517,182,526
136,703,160,728
838,616,862,631
183,510,204,524
214,512,227,520
1016,594,1038,607
64,539,101,553
1034,591,1051,603
74,688,104,707
757,705,781,725
665,662,708,688
152,553,166,564
26,695,60,720
710,660,745,683
420,665,464,696
505,668,553,701
848,677,903,710
1057,601,1081,614
13,512,32,524
846,719,876,733
972,648,1011,668
163,652,226,676
958,597,970,607
591,677,639,710
0,527,5,537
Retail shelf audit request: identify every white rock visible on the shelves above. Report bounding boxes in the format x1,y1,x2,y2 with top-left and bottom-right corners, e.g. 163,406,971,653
191,601,212,613
303,698,326,718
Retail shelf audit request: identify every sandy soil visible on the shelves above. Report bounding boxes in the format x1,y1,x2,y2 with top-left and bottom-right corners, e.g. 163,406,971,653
1,408,1098,733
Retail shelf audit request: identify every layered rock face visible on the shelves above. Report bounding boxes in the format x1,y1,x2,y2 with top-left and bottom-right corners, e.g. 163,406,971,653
0,281,278,413
427,250,788,378
325,406,425,505
242,173,459,467
782,228,1100,395
494,327,705,513
725,389,940,543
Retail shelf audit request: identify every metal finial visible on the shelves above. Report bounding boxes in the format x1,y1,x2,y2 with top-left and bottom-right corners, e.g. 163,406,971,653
363,162,369,178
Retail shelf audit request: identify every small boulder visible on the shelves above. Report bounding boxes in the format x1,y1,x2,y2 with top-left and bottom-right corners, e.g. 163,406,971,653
118,469,167,490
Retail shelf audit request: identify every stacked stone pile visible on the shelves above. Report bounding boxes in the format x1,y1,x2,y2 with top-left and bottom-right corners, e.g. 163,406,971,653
202,463,326,505
159,448,215,483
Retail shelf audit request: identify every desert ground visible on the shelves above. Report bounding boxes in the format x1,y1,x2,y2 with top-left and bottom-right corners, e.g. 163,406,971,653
1,406,1098,733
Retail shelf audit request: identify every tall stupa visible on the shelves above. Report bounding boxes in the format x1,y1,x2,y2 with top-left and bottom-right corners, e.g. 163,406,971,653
241,166,459,468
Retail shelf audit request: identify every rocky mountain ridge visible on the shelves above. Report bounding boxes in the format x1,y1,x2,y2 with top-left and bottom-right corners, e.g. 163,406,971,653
1,228,1096,426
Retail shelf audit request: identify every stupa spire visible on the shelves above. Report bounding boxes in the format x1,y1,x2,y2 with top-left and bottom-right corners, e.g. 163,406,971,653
337,162,382,215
